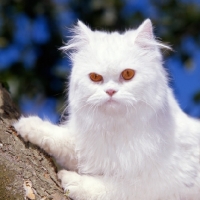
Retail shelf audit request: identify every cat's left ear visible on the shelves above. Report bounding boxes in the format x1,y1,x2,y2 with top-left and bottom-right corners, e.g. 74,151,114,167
134,19,171,50
134,19,154,48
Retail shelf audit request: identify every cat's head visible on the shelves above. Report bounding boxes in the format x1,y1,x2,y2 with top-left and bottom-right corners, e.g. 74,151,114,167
62,19,171,118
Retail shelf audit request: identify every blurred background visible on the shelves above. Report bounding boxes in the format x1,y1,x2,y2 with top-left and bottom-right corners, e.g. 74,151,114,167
0,0,200,123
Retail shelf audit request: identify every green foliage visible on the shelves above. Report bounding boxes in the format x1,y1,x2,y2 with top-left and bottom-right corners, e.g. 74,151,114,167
194,92,200,104
0,81,10,92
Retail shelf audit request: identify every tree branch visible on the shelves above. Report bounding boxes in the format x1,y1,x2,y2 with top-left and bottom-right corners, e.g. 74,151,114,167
0,83,68,200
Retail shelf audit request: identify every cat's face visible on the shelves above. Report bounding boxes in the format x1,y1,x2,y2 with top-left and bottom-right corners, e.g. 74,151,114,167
65,19,169,116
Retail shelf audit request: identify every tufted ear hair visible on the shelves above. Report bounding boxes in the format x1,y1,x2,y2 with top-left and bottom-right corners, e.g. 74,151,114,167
77,20,92,37
134,19,171,50
60,20,92,53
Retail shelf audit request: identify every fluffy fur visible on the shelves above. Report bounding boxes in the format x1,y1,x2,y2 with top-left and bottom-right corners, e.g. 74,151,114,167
14,19,200,200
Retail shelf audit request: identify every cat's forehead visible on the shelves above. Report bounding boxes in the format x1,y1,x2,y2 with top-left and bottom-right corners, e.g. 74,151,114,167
91,30,137,51
83,31,138,72
72,29,143,78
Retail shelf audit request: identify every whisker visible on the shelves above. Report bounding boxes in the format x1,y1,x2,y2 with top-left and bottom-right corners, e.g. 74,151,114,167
139,98,158,123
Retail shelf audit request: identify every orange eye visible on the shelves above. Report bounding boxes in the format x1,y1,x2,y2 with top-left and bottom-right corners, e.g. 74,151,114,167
89,73,103,82
121,69,135,80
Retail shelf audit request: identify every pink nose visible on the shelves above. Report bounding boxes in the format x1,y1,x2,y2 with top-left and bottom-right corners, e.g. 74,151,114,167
106,89,117,96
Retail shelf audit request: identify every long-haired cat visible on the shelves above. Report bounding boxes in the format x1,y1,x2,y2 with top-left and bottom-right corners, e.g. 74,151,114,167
14,19,200,200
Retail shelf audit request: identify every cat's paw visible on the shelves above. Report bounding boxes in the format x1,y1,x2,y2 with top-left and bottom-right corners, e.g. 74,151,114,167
13,116,43,142
57,170,82,200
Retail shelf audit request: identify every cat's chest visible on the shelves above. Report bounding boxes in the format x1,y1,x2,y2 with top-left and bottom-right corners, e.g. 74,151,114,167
71,115,168,175
75,128,134,175
74,128,158,177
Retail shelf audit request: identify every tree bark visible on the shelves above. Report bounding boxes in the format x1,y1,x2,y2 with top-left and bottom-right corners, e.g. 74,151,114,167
0,83,68,200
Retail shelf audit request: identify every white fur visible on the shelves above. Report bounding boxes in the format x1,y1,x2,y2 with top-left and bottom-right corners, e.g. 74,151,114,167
14,19,200,200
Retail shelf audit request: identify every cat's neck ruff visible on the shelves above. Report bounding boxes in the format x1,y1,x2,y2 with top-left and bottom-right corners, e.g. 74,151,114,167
68,96,175,177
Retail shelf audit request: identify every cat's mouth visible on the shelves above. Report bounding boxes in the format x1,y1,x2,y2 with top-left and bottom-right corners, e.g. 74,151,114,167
107,98,115,102
105,98,118,105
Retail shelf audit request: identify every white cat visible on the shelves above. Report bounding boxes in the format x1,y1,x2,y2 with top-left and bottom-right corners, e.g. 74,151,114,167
14,19,200,200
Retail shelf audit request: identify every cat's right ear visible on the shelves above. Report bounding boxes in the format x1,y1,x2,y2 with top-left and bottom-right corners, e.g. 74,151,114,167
77,20,92,37
60,20,92,53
